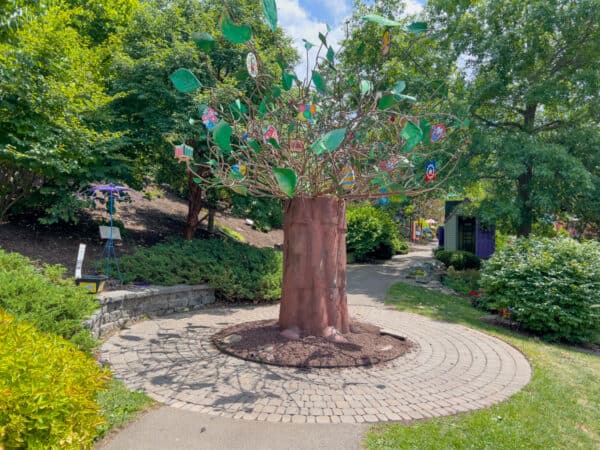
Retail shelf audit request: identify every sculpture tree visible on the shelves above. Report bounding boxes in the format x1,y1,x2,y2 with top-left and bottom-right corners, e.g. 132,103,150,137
169,2,468,339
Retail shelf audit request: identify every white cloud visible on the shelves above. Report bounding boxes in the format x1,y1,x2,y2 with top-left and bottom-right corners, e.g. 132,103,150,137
278,0,424,79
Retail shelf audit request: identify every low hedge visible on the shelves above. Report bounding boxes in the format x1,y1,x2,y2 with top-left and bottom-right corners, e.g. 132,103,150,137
0,249,98,352
119,238,282,302
346,203,408,261
480,237,600,343
435,249,481,270
0,310,109,449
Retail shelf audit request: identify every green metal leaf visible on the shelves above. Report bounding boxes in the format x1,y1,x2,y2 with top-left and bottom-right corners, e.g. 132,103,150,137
220,14,252,44
231,185,248,195
282,71,295,90
318,32,327,47
400,121,423,151
326,23,332,33
272,168,297,197
213,120,233,154
362,14,402,27
312,71,326,92
191,32,215,52
229,99,247,121
268,137,282,149
248,140,262,152
263,0,278,32
407,22,427,34
311,128,346,154
391,80,406,95
193,177,202,184
420,118,431,145
395,93,417,102
326,46,335,64
377,95,398,110
360,79,372,95
169,68,201,93
303,39,315,50
271,86,282,99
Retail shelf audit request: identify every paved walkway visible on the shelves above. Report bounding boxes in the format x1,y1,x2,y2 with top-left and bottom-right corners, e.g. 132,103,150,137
97,244,531,449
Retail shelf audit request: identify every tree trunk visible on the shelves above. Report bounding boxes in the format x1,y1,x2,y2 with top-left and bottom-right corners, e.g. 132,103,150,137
184,170,203,240
278,196,349,337
516,168,533,237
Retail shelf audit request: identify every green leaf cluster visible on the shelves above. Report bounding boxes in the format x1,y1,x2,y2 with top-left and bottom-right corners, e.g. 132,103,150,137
118,238,283,302
346,202,407,261
0,310,109,449
0,249,99,352
480,237,600,343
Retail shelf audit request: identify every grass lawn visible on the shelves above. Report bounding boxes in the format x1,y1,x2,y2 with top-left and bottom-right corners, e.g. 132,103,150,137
96,380,155,438
366,283,600,450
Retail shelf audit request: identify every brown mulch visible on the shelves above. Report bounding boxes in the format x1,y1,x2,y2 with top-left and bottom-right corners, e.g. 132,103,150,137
212,319,415,368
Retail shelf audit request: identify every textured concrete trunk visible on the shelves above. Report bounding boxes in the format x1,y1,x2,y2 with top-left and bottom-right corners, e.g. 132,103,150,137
278,196,349,337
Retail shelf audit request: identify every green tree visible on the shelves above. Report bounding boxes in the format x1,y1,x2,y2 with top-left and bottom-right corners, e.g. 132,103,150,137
108,0,297,238
0,1,137,222
427,0,600,236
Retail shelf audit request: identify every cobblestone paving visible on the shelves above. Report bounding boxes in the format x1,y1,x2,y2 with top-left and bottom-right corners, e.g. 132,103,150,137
101,264,531,424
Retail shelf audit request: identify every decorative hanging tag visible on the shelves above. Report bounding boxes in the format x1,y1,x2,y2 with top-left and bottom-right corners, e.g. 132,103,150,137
290,140,304,153
430,123,446,143
263,125,279,143
379,155,400,172
382,30,391,56
340,166,356,191
174,144,193,161
425,161,437,182
202,107,218,130
246,52,258,78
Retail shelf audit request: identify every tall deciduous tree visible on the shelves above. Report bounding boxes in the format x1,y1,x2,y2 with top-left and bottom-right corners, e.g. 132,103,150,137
427,0,600,236
0,0,137,222
108,0,297,239
171,3,468,337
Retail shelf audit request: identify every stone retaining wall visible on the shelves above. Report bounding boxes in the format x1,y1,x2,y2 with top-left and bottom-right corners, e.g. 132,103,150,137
85,284,215,338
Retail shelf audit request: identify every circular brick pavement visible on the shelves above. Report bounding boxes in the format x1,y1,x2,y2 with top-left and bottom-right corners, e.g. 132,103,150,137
101,300,531,424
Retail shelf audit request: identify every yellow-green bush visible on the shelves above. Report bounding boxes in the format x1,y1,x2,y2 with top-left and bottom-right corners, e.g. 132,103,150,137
0,310,109,449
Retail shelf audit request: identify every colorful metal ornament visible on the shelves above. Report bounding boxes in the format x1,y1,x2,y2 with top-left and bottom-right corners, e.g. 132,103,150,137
246,52,258,78
340,166,356,192
430,123,446,143
379,187,389,205
297,104,317,122
424,161,437,182
263,125,279,143
378,155,400,172
382,30,391,56
174,144,194,161
232,164,247,177
202,107,218,130
290,139,304,153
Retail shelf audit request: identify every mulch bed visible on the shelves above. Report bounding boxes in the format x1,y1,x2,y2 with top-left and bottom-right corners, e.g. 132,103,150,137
212,319,414,368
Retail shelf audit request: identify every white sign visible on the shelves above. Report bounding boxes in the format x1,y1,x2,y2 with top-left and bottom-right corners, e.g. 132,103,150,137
99,226,122,240
75,244,86,279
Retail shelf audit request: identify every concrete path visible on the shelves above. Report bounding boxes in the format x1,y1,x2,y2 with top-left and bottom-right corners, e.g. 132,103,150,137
97,244,530,450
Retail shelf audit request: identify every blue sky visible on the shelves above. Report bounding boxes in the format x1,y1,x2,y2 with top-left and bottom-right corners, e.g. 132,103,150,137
278,0,426,76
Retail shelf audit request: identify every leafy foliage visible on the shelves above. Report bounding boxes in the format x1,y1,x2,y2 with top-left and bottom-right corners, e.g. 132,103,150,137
346,203,407,261
0,310,109,449
230,195,283,231
442,267,481,295
119,238,282,302
97,380,154,438
480,237,600,343
435,249,481,270
427,0,600,235
0,250,98,352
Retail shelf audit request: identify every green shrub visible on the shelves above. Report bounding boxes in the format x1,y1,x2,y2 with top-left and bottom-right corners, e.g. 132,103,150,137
231,195,283,232
346,203,407,261
442,268,481,295
119,238,282,302
217,223,245,242
97,380,154,438
435,249,481,270
0,310,109,449
0,250,98,352
480,237,600,343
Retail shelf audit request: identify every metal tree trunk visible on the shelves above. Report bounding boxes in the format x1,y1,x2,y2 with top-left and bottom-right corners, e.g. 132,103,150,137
278,196,349,336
